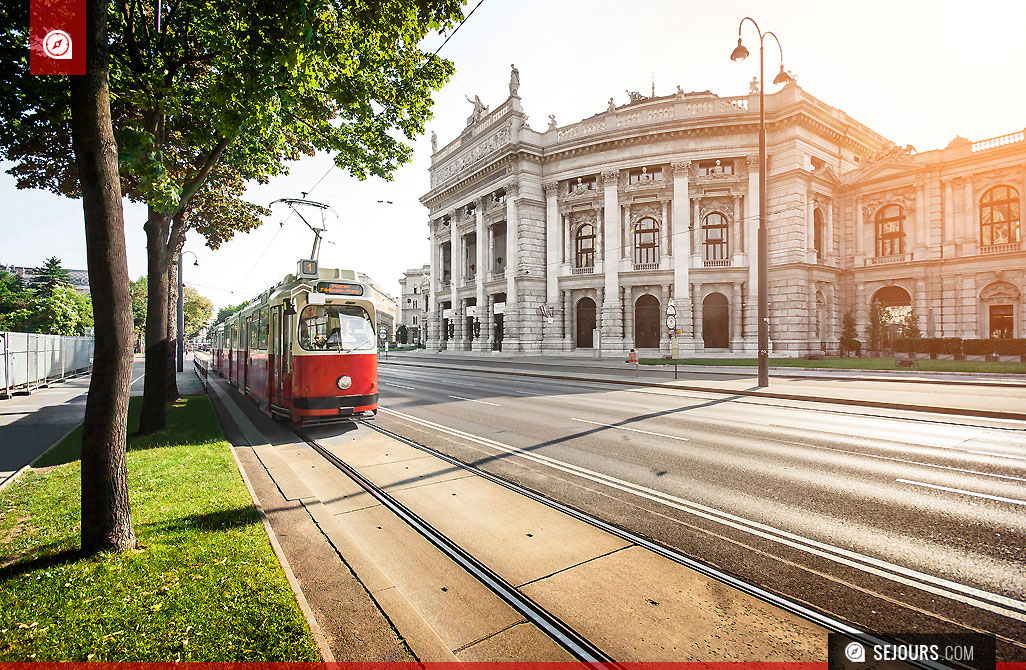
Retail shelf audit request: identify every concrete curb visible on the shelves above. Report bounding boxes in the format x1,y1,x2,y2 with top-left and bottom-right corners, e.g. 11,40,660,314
380,360,1026,423
208,381,336,662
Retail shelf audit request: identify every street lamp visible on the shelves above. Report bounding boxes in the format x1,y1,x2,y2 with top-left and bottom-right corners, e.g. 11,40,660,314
177,250,199,372
731,18,791,388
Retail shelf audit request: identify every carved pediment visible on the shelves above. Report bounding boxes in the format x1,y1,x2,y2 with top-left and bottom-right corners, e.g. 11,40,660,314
971,165,1025,193
861,185,916,220
980,281,1021,301
699,197,734,222
630,202,662,223
569,210,598,230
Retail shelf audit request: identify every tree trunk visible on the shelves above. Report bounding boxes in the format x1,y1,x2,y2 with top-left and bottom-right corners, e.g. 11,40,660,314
166,256,180,401
70,0,136,554
138,206,171,434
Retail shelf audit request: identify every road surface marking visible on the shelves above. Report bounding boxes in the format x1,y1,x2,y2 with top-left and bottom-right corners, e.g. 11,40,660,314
571,418,690,442
130,373,145,387
897,478,1026,506
966,450,1026,463
383,382,415,390
509,389,546,396
447,395,500,407
381,406,1026,622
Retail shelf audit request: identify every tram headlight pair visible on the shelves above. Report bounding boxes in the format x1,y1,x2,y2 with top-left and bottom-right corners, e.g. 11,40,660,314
336,375,352,390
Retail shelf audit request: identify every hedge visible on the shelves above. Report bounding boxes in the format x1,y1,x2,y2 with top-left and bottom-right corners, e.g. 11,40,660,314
892,338,1025,356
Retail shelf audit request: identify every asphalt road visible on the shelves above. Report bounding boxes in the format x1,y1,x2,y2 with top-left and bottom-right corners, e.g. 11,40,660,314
374,361,1026,660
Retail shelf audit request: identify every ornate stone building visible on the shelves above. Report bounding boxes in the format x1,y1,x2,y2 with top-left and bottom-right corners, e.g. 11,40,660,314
420,71,1025,356
398,264,430,345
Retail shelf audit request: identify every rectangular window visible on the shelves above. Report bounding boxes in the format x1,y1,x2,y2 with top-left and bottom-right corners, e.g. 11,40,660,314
698,160,734,176
629,167,663,184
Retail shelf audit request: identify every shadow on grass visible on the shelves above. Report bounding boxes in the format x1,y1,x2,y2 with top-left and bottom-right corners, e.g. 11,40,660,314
32,396,225,469
1,507,257,584
140,506,259,535
0,547,81,582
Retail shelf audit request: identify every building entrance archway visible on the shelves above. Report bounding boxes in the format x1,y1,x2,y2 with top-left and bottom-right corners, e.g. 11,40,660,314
576,297,596,348
702,292,729,348
634,294,660,348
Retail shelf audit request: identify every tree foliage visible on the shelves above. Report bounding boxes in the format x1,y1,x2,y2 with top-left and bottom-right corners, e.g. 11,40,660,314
29,256,72,299
0,267,92,334
840,310,859,357
183,286,214,337
213,301,249,326
866,301,886,352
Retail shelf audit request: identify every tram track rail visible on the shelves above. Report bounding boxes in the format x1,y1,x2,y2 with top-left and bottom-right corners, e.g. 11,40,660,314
291,424,615,663
353,416,963,670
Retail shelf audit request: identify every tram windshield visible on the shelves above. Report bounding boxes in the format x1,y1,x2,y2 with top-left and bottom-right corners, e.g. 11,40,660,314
298,304,375,352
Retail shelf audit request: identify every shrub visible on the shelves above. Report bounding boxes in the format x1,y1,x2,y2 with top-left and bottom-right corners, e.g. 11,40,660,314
894,337,915,353
936,337,963,356
992,338,1026,356
963,339,994,356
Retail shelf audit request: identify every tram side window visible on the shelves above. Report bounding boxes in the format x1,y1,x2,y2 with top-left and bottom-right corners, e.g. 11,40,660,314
299,305,375,351
247,315,258,350
259,306,269,349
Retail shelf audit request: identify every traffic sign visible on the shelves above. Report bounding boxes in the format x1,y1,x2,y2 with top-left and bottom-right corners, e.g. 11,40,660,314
665,315,676,331
665,303,676,317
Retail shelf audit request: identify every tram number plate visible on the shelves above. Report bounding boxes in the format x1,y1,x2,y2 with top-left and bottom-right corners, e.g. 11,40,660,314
338,407,355,417
316,281,364,296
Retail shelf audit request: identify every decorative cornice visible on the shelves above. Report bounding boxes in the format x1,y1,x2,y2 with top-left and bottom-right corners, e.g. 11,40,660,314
861,185,916,220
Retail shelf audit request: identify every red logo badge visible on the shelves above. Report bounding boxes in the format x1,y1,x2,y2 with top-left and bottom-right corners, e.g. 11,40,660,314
31,0,85,75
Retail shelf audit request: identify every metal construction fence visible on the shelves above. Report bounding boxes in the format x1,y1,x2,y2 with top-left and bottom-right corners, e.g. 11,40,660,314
0,332,94,397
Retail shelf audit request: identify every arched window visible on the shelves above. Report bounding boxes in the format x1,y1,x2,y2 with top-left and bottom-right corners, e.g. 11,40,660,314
634,217,659,265
980,186,1021,247
703,212,728,261
814,208,825,260
874,205,905,257
575,224,596,268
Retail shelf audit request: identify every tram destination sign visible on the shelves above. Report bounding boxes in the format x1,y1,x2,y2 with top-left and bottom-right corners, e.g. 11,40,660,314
316,281,364,296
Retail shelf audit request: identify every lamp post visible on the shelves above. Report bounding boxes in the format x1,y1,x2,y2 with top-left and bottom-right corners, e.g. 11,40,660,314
731,17,791,388
177,250,199,372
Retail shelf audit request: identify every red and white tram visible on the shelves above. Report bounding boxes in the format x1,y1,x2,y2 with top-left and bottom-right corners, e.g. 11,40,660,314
210,262,378,424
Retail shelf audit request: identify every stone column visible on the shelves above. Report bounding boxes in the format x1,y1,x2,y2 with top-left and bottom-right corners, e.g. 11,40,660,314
543,182,562,351
962,178,974,244
660,200,669,264
450,212,463,350
601,171,623,354
825,282,837,352
455,297,465,349
622,203,632,261
473,198,488,351
731,281,744,352
914,181,926,259
504,182,519,351
732,194,742,263
806,278,817,354
806,191,815,262
562,289,572,350
693,283,703,348
487,223,495,276
623,285,634,349
671,161,694,351
854,197,864,256
596,206,604,269
563,213,572,265
744,155,760,353
427,224,439,349
826,201,834,261
942,177,955,258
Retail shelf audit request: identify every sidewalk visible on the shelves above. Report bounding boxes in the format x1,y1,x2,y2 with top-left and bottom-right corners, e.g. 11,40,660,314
380,352,1026,421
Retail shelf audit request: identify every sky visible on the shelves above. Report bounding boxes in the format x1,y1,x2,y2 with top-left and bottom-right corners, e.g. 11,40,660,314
2,0,1024,310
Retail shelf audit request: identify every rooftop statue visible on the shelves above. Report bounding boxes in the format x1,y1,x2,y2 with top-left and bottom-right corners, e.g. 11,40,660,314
465,94,489,124
626,90,645,103
607,97,616,112
509,64,520,97
548,114,557,130
430,131,437,153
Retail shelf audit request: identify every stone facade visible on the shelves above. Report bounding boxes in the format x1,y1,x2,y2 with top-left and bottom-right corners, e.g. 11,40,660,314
398,264,430,345
420,79,1026,356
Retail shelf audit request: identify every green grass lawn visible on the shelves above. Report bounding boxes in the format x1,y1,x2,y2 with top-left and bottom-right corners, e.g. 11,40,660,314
0,396,320,661
639,357,1026,374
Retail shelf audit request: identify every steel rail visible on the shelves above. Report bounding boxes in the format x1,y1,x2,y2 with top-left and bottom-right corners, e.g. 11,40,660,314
358,417,964,670
291,426,616,664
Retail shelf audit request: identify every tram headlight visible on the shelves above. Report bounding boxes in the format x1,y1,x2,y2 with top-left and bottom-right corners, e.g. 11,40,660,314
336,375,352,390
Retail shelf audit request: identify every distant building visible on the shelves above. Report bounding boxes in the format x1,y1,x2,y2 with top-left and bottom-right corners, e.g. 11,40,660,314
2,264,90,297
398,265,430,345
420,74,1025,356
357,272,399,344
